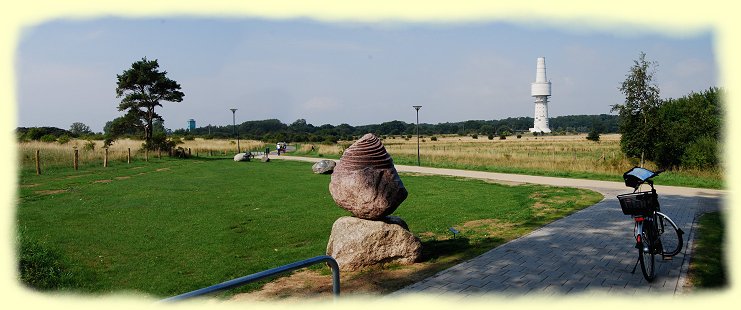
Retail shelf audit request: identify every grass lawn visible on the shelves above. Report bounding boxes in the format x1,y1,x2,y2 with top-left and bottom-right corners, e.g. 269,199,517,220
688,211,727,289
16,157,602,298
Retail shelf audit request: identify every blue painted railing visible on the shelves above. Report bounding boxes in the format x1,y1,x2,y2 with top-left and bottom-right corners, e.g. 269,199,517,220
162,255,340,301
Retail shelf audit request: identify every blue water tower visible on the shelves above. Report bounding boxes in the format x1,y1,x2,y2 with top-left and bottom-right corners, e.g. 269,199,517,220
187,119,196,131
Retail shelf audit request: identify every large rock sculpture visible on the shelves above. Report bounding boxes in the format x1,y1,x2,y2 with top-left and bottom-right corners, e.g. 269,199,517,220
329,134,408,220
312,159,336,174
326,133,421,271
326,216,422,271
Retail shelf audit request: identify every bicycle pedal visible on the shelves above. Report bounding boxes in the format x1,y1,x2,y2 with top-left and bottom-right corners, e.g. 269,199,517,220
662,256,673,261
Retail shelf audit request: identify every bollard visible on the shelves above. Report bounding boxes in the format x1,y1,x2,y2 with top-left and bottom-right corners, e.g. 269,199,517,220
145,149,149,162
74,149,79,170
35,150,41,175
127,148,131,164
188,148,191,157
104,148,108,167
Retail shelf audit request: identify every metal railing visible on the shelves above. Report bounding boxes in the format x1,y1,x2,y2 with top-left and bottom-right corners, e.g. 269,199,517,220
161,255,340,302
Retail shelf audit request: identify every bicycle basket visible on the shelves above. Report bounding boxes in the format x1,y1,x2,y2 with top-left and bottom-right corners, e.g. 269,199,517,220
617,191,658,216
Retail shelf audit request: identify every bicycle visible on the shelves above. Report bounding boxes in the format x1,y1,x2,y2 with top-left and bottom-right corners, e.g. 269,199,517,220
617,167,684,282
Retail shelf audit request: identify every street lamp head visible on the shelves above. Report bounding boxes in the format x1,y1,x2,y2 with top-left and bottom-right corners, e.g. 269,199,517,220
413,105,422,111
230,108,237,113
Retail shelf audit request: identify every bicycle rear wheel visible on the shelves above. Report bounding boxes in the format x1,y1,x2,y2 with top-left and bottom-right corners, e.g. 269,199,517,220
639,230,656,282
657,212,684,257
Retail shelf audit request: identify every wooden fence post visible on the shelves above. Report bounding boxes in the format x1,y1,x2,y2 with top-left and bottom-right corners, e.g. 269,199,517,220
74,148,79,170
145,149,149,162
35,150,41,175
127,148,131,164
188,148,191,157
104,148,108,167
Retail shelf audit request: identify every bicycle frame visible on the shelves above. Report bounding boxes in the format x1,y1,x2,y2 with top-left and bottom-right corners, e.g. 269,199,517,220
620,167,684,282
632,182,660,252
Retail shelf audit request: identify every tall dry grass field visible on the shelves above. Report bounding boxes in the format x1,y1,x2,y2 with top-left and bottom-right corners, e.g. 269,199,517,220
17,138,265,171
385,134,631,175
299,133,721,183
18,139,143,171
179,138,266,156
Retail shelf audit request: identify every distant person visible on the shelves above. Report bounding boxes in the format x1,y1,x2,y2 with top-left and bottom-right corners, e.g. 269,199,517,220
276,143,281,156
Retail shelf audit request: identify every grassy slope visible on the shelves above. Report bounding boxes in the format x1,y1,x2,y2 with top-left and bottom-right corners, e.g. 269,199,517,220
17,158,601,297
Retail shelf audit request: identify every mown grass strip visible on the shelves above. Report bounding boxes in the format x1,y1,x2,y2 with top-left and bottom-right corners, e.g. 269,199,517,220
689,211,727,289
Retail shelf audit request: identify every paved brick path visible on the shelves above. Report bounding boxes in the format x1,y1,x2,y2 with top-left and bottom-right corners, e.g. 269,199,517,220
276,155,724,296
389,192,720,297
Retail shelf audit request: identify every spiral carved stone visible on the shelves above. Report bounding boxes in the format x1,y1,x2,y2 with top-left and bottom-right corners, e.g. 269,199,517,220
329,133,408,220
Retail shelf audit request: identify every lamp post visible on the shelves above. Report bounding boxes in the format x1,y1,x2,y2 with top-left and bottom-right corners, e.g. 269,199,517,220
230,108,240,153
413,105,422,166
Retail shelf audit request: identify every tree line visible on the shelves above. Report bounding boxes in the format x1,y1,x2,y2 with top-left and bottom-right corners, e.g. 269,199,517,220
16,114,618,145
169,114,618,143
612,52,722,170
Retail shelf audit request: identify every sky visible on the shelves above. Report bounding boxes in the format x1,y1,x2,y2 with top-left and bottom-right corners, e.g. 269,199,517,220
15,17,718,133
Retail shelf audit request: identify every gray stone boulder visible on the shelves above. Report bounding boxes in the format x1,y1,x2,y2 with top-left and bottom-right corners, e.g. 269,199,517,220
312,160,336,174
326,216,422,271
233,153,250,162
329,134,407,220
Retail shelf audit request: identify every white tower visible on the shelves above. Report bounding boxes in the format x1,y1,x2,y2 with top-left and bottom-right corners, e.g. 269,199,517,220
529,57,552,133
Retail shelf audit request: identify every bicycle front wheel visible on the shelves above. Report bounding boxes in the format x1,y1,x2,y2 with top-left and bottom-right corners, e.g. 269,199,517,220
639,231,656,282
657,212,684,257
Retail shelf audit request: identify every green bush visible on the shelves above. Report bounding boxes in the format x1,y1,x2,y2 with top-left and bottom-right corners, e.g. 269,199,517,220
652,88,722,169
516,134,522,139
83,140,96,151
103,138,115,148
57,135,71,144
25,128,45,140
18,232,77,290
471,134,478,139
487,134,494,140
586,130,600,142
40,134,57,143
430,136,437,141
681,136,718,169
144,133,183,152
